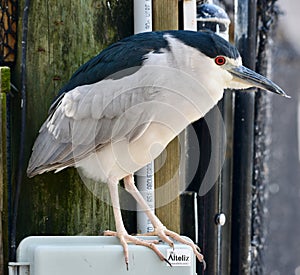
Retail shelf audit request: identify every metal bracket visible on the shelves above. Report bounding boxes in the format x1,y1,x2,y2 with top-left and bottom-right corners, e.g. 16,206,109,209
8,262,30,275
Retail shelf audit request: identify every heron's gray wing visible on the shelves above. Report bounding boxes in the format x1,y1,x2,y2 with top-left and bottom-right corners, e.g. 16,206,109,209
27,31,172,177
49,31,169,114
27,82,154,177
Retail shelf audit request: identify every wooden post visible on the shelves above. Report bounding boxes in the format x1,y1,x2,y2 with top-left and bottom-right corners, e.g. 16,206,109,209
152,0,181,233
11,0,133,247
152,0,178,30
0,66,9,275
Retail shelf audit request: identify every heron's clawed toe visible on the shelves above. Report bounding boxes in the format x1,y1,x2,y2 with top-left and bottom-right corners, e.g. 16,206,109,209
144,226,206,269
104,230,169,268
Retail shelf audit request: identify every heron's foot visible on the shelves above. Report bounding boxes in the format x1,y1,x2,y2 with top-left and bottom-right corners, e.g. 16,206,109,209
103,230,172,269
137,226,206,269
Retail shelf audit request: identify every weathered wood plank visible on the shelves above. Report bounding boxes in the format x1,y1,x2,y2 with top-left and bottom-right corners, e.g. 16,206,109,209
152,0,178,30
13,0,133,244
0,66,9,275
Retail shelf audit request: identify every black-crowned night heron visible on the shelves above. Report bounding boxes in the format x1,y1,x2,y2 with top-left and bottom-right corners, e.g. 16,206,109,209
27,30,288,268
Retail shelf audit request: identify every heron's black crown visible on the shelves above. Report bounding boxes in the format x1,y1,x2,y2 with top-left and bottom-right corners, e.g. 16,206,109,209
169,30,239,59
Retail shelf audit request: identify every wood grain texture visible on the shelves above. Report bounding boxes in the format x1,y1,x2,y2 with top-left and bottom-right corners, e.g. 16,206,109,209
153,0,178,30
13,0,133,243
0,67,9,275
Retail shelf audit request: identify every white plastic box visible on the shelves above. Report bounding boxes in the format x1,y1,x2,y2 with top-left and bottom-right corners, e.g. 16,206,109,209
9,236,197,275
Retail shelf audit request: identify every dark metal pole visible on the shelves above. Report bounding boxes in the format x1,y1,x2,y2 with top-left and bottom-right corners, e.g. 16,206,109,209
10,0,30,262
197,107,223,275
219,92,235,275
231,0,257,273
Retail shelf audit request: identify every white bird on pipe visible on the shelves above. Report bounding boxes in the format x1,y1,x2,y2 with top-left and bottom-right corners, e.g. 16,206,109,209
27,30,289,269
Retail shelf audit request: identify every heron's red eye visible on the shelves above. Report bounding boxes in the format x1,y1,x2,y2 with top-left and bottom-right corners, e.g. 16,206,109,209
215,56,226,66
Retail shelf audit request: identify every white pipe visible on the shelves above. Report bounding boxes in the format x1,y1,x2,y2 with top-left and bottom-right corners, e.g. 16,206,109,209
183,0,198,241
193,192,199,243
135,162,155,233
134,0,152,33
134,0,154,234
183,0,197,31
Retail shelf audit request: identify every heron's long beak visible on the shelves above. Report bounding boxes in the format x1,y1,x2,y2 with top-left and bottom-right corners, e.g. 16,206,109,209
228,65,290,98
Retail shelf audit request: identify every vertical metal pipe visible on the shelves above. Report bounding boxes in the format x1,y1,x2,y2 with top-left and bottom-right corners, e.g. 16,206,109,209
219,92,235,275
135,162,155,233
212,6,232,274
183,0,197,31
180,0,198,246
180,191,198,243
133,0,155,234
11,0,30,261
134,0,152,34
231,0,257,273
